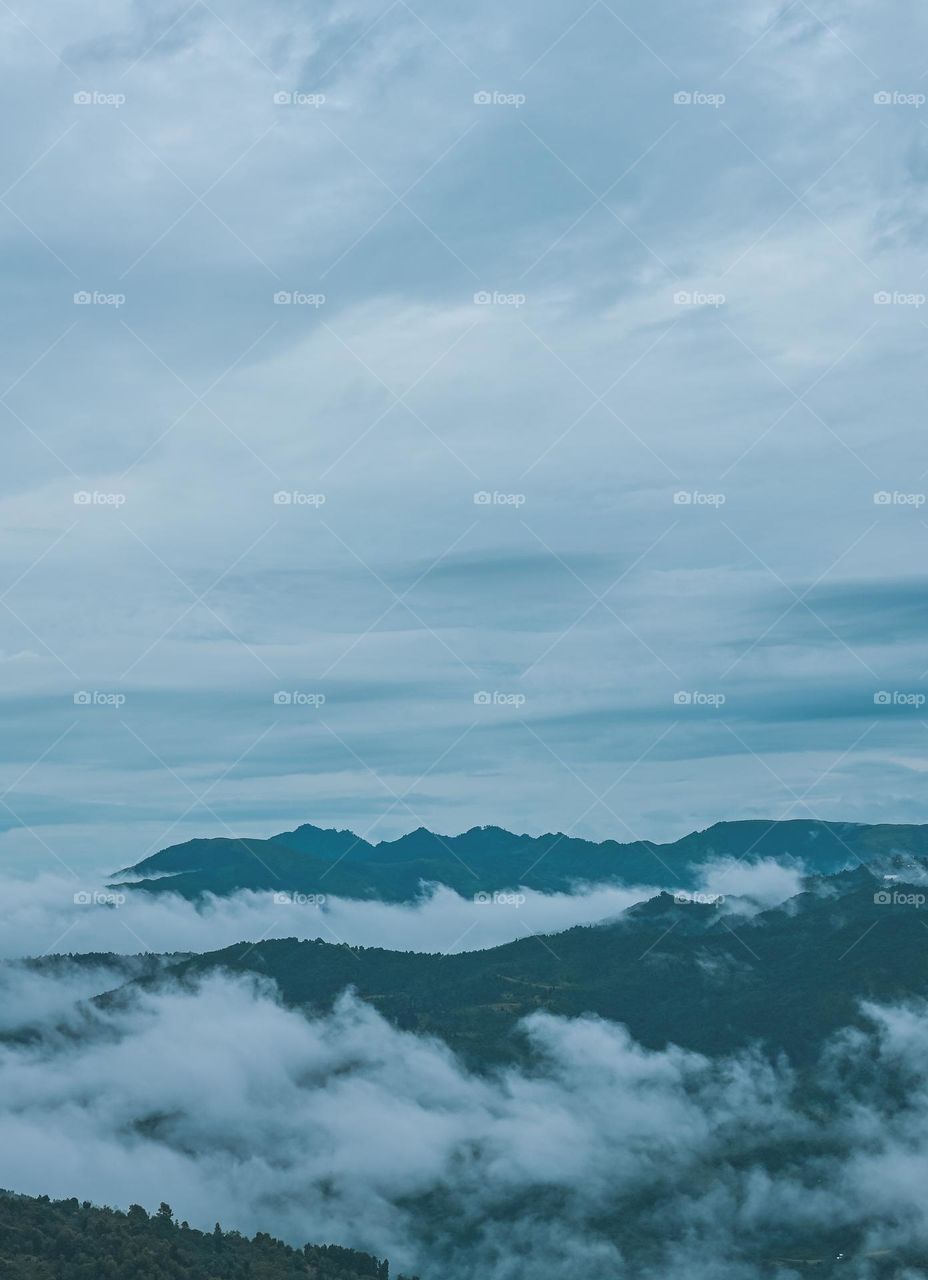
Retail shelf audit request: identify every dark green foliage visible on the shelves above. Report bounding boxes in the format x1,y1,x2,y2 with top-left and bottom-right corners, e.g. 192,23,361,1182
0,1190,395,1280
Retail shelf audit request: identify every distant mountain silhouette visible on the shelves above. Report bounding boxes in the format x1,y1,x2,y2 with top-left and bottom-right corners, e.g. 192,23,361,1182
111,818,928,902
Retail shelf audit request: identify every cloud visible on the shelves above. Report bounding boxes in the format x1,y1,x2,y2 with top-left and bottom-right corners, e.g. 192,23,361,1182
0,855,816,960
0,957,143,1031
696,856,806,908
0,871,670,959
0,969,927,1277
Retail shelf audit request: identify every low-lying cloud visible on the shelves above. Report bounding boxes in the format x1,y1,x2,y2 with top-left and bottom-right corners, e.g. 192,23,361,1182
0,874,664,959
695,856,807,910
0,861,806,962
0,958,142,1032
0,969,927,1278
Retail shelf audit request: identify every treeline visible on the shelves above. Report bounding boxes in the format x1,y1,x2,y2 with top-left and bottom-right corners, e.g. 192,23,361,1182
0,1191,420,1280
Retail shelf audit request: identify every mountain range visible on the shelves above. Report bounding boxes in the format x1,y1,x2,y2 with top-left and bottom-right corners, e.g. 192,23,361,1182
110,818,928,902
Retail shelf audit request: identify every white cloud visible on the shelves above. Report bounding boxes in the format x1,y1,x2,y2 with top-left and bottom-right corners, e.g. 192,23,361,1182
696,855,806,908
0,969,925,1277
0,871,665,958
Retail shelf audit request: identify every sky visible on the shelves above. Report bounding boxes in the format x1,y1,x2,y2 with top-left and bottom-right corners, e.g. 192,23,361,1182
2,0,927,876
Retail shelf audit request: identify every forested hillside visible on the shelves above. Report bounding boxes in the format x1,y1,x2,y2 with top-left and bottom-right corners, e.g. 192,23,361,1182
0,1192,412,1280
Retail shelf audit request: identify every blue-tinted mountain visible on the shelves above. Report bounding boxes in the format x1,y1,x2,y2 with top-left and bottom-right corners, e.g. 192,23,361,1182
111,818,928,902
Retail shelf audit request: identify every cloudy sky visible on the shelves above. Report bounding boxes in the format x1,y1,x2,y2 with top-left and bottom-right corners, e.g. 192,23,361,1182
2,0,926,876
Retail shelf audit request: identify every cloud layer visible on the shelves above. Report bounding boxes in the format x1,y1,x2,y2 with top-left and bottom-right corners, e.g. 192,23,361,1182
2,968,928,1277
0,855,808,960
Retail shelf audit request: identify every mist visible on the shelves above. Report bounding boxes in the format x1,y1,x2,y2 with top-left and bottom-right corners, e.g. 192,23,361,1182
0,966,926,1278
0,860,808,962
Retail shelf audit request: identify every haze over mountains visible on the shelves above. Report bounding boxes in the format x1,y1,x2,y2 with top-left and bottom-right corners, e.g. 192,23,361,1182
92,861,927,1067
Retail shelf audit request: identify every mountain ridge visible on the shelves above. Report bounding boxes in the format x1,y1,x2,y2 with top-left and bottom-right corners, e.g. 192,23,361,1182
110,817,928,903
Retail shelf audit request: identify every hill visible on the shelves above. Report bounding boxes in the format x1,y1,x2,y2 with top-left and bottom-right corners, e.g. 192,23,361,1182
0,1190,408,1280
